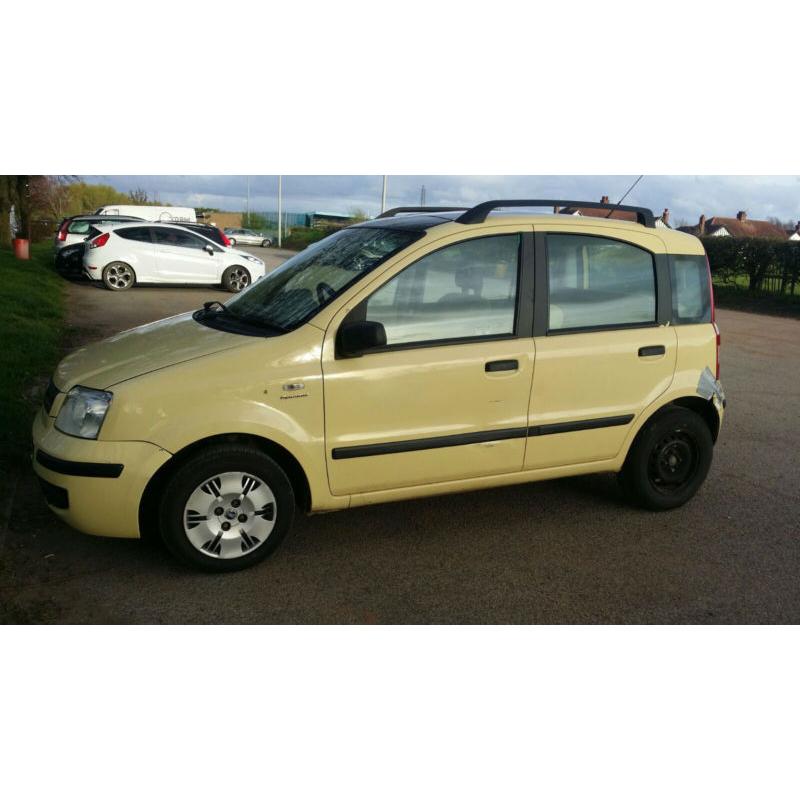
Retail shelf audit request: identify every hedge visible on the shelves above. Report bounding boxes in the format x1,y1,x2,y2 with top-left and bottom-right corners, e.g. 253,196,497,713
702,236,800,294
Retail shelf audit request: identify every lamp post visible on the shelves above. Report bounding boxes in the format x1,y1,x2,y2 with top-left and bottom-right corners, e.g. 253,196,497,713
381,175,387,214
277,175,282,248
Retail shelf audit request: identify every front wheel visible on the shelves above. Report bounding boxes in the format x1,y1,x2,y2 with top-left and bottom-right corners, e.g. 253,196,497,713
228,237,236,246
102,262,136,291
222,265,251,292
620,407,713,510
158,444,295,572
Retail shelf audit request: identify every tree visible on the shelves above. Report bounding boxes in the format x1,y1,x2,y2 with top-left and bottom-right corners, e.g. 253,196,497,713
127,187,150,204
349,207,369,222
242,211,268,230
0,176,15,247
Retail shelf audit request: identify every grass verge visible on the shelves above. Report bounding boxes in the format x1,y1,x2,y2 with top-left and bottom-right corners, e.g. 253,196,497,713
713,283,800,319
0,243,65,468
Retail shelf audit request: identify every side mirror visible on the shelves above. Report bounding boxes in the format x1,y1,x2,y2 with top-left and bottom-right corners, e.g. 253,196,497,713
337,320,387,357
204,244,215,255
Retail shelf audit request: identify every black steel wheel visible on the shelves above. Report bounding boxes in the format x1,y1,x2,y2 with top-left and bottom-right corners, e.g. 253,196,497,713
620,407,713,510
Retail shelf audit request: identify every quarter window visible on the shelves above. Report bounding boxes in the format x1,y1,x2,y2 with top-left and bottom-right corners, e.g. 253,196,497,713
670,255,711,324
364,235,520,346
547,234,656,331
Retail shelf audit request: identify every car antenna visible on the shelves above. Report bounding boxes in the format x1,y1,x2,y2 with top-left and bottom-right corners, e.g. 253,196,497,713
605,175,644,218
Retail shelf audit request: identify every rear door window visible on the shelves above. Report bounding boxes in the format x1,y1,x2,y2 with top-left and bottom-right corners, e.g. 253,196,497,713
546,234,656,331
67,220,91,234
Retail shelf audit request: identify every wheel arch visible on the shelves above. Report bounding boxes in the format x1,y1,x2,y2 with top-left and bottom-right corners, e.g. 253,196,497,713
623,395,721,471
138,432,312,541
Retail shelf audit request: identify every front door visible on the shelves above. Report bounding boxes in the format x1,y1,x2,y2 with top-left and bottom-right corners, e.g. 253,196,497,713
323,231,535,496
525,227,677,470
153,227,218,283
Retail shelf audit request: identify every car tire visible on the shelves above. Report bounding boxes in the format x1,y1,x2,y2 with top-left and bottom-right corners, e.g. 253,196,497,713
102,262,136,291
222,265,251,292
261,239,272,248
619,407,713,511
228,237,236,246
158,443,295,572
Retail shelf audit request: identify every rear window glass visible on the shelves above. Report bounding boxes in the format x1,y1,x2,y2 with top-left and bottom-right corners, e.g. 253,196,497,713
68,220,91,234
116,227,153,243
670,255,711,324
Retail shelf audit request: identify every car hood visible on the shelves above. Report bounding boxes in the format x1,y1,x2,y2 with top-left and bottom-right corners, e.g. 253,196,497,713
55,312,245,391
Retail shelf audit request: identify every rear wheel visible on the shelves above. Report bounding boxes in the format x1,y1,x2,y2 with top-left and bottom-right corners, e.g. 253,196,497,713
222,265,251,292
102,262,135,291
158,444,295,572
620,407,713,510
261,238,272,247
228,237,237,246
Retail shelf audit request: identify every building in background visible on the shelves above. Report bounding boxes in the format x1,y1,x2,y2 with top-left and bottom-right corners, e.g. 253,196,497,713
678,211,787,240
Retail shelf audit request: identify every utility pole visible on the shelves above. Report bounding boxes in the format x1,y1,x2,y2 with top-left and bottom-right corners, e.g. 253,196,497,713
381,175,388,214
277,175,282,248
246,176,250,224
420,185,426,206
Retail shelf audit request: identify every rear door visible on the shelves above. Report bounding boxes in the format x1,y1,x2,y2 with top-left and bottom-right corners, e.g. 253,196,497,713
153,227,218,283
525,225,676,470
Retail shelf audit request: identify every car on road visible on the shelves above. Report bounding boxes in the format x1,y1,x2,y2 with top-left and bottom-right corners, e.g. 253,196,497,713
82,222,265,292
34,199,726,572
55,214,144,250
224,227,273,247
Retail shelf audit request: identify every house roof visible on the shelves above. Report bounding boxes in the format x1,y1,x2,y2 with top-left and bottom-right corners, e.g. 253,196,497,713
707,216,787,239
677,222,729,237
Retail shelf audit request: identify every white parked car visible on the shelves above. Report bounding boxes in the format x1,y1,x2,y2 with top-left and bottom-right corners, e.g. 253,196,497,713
224,227,273,247
95,204,197,222
83,223,266,292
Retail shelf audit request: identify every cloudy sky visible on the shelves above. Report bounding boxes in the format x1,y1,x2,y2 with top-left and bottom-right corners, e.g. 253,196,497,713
82,175,800,226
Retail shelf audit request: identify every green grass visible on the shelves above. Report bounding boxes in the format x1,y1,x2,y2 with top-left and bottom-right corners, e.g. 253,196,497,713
713,281,800,318
0,243,65,468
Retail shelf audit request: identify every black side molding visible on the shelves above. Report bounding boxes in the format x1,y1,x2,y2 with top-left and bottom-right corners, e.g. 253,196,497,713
528,415,634,437
332,427,528,460
36,449,124,478
331,415,635,460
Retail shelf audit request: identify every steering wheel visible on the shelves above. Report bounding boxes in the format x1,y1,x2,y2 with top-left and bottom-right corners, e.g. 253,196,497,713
316,281,336,305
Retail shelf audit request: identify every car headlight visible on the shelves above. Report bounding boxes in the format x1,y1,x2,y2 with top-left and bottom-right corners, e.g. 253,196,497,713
55,386,113,439
243,254,263,266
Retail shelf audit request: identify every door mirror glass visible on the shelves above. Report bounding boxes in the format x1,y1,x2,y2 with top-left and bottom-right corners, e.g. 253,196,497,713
204,244,215,255
338,320,387,357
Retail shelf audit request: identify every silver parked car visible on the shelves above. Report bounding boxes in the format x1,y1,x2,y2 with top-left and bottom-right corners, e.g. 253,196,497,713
223,227,273,247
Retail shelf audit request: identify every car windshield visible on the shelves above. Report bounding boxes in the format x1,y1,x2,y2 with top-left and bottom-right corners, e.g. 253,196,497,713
223,226,422,331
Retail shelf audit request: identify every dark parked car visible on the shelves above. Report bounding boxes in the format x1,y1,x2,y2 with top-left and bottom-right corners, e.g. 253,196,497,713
155,221,231,247
55,214,144,250
54,241,88,279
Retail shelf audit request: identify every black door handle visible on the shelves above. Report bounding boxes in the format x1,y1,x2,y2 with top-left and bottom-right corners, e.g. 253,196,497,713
638,345,665,357
485,359,519,372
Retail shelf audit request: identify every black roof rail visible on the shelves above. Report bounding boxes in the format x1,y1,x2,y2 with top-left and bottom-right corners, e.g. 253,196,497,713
456,199,656,228
377,206,469,219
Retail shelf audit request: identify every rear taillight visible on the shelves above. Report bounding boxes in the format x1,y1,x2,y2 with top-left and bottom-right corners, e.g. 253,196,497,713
219,228,231,247
707,254,720,379
88,232,110,249
57,221,69,241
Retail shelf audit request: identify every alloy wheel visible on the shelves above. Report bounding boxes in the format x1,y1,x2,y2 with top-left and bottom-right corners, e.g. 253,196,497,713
183,471,276,559
106,263,133,289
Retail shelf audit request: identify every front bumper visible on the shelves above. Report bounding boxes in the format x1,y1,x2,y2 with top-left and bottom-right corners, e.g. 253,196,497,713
32,409,172,539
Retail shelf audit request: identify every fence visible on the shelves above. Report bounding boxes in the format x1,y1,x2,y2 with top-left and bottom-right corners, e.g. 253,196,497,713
703,236,800,296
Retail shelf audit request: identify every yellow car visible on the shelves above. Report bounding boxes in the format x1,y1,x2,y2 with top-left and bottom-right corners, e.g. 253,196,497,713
33,199,726,572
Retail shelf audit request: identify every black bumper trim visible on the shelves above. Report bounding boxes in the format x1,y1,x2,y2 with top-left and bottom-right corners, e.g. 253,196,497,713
36,449,124,478
37,477,69,509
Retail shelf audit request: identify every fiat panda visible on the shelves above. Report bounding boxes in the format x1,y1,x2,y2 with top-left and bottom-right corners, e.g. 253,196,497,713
33,199,726,572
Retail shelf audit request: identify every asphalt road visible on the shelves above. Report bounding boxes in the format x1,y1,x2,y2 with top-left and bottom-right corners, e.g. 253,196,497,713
2,254,799,623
